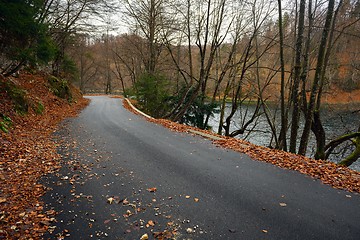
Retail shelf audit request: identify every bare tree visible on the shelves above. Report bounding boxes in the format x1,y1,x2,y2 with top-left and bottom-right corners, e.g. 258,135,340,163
277,0,287,151
298,0,336,155
222,0,276,137
122,0,175,74
44,0,117,76
163,0,234,128
74,34,99,93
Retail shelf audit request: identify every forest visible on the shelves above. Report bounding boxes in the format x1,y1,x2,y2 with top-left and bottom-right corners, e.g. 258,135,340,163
1,0,360,168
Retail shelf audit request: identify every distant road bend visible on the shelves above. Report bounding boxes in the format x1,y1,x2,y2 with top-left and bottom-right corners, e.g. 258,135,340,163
42,96,360,240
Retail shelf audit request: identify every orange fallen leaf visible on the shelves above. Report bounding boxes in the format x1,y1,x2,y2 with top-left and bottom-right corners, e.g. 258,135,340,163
147,187,157,192
146,220,155,228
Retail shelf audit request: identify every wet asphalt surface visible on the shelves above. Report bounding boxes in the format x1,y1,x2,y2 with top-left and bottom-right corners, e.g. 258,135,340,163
41,96,360,240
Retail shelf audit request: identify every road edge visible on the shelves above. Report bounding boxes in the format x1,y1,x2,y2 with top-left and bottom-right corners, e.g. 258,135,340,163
123,98,224,141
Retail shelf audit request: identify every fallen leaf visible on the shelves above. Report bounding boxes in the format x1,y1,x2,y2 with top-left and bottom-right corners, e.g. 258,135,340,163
19,212,26,217
153,230,174,239
279,202,287,207
194,198,199,202
262,229,268,233
107,197,115,204
40,220,51,226
185,195,191,199
0,197,7,203
140,233,149,240
147,187,157,192
147,220,155,226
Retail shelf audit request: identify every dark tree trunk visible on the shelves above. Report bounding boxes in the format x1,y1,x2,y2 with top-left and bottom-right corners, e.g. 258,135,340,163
289,0,306,153
311,0,343,159
298,0,335,155
339,126,360,167
338,138,360,167
277,0,287,151
312,111,326,159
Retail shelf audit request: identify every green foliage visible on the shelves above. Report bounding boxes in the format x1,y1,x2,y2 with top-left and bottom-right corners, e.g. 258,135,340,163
171,87,219,129
5,82,29,114
0,0,56,74
48,76,72,102
35,27,57,64
133,75,219,128
62,55,79,81
123,87,137,98
134,73,171,118
184,99,218,130
0,115,12,133
34,101,45,115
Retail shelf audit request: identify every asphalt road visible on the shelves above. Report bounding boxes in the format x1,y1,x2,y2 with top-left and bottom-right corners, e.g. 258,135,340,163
42,96,360,240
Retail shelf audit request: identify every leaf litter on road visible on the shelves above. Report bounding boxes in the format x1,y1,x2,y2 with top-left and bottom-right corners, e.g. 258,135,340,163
0,71,89,239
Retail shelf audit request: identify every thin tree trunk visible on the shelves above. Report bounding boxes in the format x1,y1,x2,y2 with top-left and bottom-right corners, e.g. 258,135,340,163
298,0,335,155
339,126,360,167
277,0,287,151
289,0,306,153
311,0,343,159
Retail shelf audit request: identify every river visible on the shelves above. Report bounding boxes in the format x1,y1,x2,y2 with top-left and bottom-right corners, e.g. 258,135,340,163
208,103,360,172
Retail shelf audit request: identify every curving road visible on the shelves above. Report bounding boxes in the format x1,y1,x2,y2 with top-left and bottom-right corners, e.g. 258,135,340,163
42,96,360,239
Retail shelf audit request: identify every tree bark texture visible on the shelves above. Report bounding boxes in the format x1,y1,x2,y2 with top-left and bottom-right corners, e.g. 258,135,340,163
298,0,335,155
289,0,306,153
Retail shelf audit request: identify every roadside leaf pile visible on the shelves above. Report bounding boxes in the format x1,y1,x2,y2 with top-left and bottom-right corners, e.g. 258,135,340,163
123,99,360,193
0,72,88,239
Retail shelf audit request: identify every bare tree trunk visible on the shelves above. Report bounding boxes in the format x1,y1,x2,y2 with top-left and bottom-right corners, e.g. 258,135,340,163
204,40,238,129
325,126,360,166
223,40,254,136
148,0,156,74
277,0,287,151
338,125,360,167
298,0,336,155
289,0,306,153
217,80,231,135
299,0,313,121
311,0,343,159
170,0,228,126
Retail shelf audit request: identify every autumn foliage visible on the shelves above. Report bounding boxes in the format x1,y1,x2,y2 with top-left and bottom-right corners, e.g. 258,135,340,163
0,72,88,239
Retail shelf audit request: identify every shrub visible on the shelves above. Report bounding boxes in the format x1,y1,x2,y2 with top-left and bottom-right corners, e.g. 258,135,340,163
169,86,219,129
0,115,12,133
5,82,28,114
134,73,171,118
34,101,45,115
48,76,72,102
